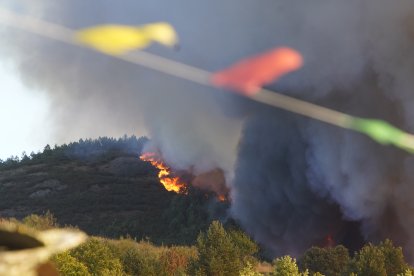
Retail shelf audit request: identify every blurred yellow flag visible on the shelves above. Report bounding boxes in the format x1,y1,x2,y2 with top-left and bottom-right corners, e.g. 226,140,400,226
74,22,178,55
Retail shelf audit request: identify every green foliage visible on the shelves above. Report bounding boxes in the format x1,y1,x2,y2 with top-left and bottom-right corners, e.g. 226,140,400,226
161,191,213,245
239,262,261,276
397,269,414,276
379,239,410,276
190,221,258,276
52,252,91,276
122,246,159,275
22,211,58,230
228,228,259,262
70,238,124,276
192,221,241,276
347,243,387,276
106,238,197,276
6,213,414,276
346,239,409,276
299,245,349,276
159,246,198,276
273,256,308,276
114,240,160,276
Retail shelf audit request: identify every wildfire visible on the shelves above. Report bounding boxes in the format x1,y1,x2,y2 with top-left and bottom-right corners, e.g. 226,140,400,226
140,152,186,193
217,194,227,202
323,234,335,248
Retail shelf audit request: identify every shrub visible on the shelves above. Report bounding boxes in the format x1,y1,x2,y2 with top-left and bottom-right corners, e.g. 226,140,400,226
122,246,160,275
239,262,261,276
52,252,91,276
346,239,410,276
70,238,124,276
22,211,58,230
190,221,258,276
273,255,309,276
300,245,349,276
107,238,163,276
228,228,259,264
159,246,198,276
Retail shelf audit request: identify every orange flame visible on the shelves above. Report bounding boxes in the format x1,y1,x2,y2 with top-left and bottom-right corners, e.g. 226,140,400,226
217,194,227,202
324,234,335,248
140,152,186,193
211,47,303,95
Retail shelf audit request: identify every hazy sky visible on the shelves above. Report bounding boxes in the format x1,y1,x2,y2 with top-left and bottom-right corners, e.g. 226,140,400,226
0,62,51,160
3,0,414,258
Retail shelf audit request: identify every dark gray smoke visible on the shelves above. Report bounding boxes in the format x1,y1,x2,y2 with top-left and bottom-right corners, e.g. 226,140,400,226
230,0,414,258
2,0,414,259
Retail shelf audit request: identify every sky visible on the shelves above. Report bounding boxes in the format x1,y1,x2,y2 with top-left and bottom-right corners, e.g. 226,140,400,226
0,62,51,160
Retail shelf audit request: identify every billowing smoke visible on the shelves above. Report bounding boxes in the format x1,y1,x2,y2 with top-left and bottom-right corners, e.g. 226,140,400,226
2,0,414,259
230,0,414,258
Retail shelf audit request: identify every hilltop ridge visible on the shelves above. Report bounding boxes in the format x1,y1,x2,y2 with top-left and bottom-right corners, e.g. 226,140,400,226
0,136,225,245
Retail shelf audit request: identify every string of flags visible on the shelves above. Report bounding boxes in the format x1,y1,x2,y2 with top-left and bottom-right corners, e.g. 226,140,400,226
1,6,414,153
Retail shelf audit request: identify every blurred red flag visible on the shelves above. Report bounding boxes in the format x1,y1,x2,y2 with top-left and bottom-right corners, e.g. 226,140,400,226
211,47,303,96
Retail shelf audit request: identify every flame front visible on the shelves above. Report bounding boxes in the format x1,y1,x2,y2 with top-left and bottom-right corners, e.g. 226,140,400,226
217,194,227,202
140,152,186,193
323,234,335,248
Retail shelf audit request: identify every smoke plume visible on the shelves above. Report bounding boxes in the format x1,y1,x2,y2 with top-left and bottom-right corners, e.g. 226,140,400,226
2,0,414,259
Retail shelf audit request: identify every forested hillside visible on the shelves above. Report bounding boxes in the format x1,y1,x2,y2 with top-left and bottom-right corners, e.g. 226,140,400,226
0,136,227,245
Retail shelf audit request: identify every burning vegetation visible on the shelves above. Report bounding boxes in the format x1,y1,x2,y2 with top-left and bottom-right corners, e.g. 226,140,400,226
140,152,187,194
140,151,229,201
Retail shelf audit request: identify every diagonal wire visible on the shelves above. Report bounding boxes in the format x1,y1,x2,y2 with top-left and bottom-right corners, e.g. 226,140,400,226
0,7,352,127
1,7,414,152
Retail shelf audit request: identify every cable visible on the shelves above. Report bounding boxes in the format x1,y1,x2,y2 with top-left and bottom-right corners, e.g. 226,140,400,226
1,7,413,152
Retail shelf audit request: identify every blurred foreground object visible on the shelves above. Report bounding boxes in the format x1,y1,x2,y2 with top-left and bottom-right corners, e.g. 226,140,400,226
212,46,414,153
75,22,178,55
0,221,86,276
211,47,303,95
350,118,414,153
1,7,414,153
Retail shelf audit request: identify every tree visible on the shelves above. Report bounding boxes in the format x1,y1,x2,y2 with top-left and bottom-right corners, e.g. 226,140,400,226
106,238,167,276
228,228,259,262
70,238,124,276
159,246,197,276
191,221,255,276
397,269,413,276
346,239,410,276
52,252,91,276
273,256,308,276
21,151,30,162
348,243,387,276
43,144,52,152
379,239,410,276
239,262,261,276
300,245,349,276
120,246,159,276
